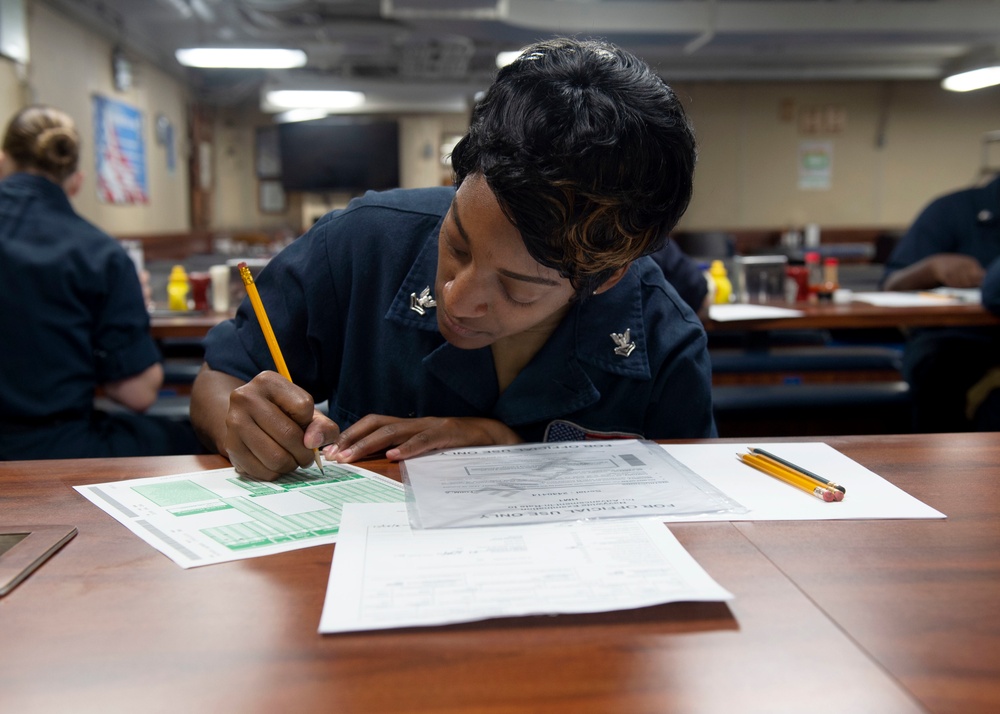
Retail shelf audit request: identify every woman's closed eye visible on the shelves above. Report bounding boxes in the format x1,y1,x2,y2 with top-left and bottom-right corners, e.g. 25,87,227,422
499,281,539,307
447,240,470,260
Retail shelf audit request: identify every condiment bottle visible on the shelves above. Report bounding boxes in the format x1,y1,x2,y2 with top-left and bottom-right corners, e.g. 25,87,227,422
167,264,190,311
709,260,732,304
817,257,839,302
804,251,822,300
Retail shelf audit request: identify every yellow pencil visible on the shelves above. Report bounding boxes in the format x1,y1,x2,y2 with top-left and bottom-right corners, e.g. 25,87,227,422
749,447,846,495
238,262,325,474
737,452,841,502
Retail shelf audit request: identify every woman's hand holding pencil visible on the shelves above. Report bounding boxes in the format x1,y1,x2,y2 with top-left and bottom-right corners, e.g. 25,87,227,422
238,261,328,477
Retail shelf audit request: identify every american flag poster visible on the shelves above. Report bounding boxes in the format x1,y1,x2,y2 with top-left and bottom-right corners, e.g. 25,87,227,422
93,95,148,204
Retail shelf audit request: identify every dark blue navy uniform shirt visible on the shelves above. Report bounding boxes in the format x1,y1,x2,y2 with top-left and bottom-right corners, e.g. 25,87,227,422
884,175,1000,281
204,187,717,441
884,175,1000,335
0,173,158,422
0,173,200,459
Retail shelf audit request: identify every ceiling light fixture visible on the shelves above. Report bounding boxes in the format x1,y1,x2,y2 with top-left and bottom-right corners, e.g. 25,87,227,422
175,48,307,69
264,90,366,111
495,50,523,68
274,108,330,123
943,65,1000,92
942,48,1000,92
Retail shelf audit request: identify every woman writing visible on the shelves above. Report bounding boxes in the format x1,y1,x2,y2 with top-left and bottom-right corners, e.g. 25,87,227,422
191,38,716,480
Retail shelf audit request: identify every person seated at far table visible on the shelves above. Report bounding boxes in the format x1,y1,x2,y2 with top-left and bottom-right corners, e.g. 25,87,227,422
191,37,716,481
0,105,203,459
881,173,1000,432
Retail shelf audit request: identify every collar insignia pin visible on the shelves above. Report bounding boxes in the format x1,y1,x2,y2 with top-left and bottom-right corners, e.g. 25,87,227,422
409,287,437,316
611,329,636,357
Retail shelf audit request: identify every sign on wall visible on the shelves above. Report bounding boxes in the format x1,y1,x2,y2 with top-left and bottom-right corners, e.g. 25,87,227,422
93,94,148,204
798,140,833,191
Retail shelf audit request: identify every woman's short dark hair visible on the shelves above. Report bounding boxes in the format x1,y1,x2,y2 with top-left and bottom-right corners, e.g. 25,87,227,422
450,37,697,296
2,105,80,182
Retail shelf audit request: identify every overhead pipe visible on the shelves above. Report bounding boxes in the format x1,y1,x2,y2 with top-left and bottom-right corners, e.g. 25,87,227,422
684,0,717,55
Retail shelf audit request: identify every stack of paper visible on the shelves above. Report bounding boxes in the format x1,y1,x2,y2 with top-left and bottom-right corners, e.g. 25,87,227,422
78,440,945,634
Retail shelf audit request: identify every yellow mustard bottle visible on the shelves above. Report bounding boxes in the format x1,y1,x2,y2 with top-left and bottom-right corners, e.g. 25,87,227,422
167,264,190,311
709,260,732,304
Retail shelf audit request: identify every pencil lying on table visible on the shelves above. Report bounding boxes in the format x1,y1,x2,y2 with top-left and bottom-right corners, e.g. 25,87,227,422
749,447,846,494
737,451,843,502
238,262,325,475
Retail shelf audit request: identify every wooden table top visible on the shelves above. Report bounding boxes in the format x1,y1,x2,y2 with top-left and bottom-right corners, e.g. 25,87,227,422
707,300,1000,332
2,433,998,713
149,310,232,340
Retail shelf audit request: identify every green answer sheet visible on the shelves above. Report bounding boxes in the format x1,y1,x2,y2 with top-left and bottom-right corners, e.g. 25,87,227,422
75,463,403,568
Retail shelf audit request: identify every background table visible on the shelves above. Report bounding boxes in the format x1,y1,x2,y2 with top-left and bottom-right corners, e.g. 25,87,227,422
706,300,1000,332
150,310,232,340
2,434,998,713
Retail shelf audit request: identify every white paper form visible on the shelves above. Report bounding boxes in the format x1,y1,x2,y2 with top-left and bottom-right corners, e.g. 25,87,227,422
658,442,945,522
851,291,965,307
319,502,733,634
709,303,806,321
75,463,404,568
400,439,745,529
926,286,981,303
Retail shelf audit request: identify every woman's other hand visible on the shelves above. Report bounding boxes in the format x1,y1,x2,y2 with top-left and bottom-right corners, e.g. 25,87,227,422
324,415,521,463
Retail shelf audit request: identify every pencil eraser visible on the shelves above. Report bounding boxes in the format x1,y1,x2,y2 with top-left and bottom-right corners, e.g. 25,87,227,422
822,491,836,502
833,491,845,502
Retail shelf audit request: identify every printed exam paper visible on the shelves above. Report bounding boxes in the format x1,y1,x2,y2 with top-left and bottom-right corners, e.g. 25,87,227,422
400,439,745,529
319,502,734,634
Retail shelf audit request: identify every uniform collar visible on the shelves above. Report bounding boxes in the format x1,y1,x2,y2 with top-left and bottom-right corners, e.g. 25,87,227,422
384,228,652,424
568,264,652,381
386,222,444,333
1,172,75,213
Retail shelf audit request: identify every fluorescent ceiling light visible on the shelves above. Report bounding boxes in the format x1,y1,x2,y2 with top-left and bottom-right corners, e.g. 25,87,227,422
176,48,307,69
496,50,523,68
274,108,329,123
942,65,1000,92
265,90,366,110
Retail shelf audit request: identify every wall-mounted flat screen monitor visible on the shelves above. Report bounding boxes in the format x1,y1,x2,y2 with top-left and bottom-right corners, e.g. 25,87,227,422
278,117,400,193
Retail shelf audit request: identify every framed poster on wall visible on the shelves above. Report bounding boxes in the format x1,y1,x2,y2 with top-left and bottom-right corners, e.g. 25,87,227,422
93,94,148,204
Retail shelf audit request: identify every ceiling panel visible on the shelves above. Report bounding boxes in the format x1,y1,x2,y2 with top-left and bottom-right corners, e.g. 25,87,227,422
41,0,1000,109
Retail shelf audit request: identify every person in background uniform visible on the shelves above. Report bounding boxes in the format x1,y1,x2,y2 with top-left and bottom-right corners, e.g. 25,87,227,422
0,105,203,459
648,239,711,319
882,174,1000,431
191,38,716,481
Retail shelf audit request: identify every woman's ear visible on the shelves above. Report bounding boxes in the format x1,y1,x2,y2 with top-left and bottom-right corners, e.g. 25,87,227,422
64,170,84,197
593,266,629,295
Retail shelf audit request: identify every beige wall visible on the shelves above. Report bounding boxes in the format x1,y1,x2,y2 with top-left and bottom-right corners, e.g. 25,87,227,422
15,1,190,235
0,55,25,116
675,80,1000,232
212,107,303,234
